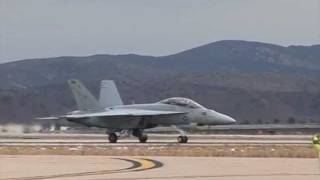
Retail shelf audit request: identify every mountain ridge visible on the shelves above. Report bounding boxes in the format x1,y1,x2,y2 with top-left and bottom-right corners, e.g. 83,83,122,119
0,40,319,124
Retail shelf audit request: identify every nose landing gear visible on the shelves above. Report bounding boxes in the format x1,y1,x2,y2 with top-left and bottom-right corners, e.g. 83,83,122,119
172,125,189,143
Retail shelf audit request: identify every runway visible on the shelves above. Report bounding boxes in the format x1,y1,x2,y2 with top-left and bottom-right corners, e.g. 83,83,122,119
0,133,316,158
1,134,319,179
0,155,319,180
0,139,310,146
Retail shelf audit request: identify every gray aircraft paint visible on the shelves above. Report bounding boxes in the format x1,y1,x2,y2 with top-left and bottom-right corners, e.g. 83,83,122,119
65,80,235,129
38,79,235,142
68,80,102,111
99,80,123,108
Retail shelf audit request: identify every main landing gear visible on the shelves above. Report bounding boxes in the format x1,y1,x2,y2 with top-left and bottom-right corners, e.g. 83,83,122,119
108,127,188,143
107,130,129,143
108,129,148,143
108,132,118,143
177,135,188,143
172,125,188,143
132,129,148,143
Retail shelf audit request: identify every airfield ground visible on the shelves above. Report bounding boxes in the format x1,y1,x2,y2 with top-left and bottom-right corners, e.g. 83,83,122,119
0,134,317,157
0,155,319,180
0,134,319,180
0,144,316,158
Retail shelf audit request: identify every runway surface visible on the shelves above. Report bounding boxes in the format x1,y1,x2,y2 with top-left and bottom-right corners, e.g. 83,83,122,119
0,155,319,180
0,133,316,157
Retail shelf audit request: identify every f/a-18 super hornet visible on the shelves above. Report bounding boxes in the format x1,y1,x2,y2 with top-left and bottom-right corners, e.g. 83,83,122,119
39,79,236,143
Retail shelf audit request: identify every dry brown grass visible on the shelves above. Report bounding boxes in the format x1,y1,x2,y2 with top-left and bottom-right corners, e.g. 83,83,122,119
0,144,318,158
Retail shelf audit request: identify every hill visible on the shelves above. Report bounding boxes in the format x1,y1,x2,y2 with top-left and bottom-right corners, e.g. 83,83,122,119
0,40,319,124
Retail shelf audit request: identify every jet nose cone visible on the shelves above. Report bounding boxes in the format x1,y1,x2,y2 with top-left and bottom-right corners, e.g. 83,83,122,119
208,110,236,125
227,116,236,124
221,114,236,124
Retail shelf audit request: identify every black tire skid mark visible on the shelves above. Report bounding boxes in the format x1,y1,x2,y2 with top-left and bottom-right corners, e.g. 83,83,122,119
2,157,151,180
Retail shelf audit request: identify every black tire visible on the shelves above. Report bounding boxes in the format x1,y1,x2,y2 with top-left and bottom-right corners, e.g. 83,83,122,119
139,134,148,143
183,136,188,143
108,133,118,143
132,129,142,138
177,136,188,143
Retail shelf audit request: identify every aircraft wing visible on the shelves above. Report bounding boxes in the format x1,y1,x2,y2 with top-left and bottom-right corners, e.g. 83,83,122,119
65,109,186,119
35,116,60,120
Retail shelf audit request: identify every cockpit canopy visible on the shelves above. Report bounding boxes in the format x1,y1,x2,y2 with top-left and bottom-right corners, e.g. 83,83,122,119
158,97,205,109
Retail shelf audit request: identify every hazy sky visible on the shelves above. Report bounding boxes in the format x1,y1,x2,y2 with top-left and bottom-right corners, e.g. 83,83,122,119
1,0,319,62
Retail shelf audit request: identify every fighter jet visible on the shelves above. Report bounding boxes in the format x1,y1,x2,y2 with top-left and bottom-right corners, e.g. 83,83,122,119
40,79,236,143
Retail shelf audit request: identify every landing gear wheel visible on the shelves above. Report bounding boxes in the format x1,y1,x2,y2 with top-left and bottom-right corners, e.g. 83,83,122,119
177,136,188,143
138,134,148,143
108,133,118,143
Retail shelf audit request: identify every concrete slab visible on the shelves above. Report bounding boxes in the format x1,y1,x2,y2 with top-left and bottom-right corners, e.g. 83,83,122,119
0,155,319,180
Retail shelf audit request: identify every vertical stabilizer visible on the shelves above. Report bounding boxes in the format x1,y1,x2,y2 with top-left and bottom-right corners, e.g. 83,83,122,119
99,80,123,108
68,79,102,111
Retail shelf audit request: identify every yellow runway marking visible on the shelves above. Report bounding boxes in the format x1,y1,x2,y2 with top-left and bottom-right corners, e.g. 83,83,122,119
2,158,163,180
139,159,156,170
